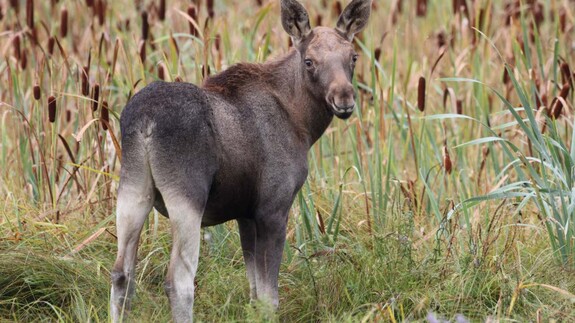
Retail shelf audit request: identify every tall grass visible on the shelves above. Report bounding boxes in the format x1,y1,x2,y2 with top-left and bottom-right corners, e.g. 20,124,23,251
1,0,575,321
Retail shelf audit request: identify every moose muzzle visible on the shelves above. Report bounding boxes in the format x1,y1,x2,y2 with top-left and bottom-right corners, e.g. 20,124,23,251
327,81,356,119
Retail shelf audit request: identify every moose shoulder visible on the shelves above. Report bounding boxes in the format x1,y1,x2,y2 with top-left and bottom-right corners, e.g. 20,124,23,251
111,1,371,322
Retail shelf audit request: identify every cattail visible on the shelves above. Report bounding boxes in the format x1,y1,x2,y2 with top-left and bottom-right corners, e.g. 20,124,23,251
139,40,146,64
174,76,183,82
532,1,544,26
158,63,165,80
207,0,214,18
559,7,567,33
20,49,27,69
141,11,149,40
33,84,41,100
47,36,55,55
48,95,56,123
502,67,510,85
443,141,452,174
96,0,105,26
256,0,263,6
92,83,100,111
316,14,322,26
456,99,463,114
86,0,94,7
66,109,71,123
13,35,21,60
0,5,3,21
395,0,402,13
374,47,381,61
437,31,446,48
214,34,221,51
101,100,109,130
26,0,33,30
560,62,573,89
60,8,68,38
333,1,342,17
159,0,166,20
81,66,89,96
417,76,426,112
187,4,198,37
416,0,427,17
9,0,18,13
550,83,570,119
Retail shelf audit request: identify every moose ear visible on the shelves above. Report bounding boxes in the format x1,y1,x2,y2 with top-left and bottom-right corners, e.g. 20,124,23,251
281,0,311,45
336,0,372,41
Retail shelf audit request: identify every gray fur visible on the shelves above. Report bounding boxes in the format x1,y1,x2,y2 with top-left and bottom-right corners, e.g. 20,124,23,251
110,1,370,322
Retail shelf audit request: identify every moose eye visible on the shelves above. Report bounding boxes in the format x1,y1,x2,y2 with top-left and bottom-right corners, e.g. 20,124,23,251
304,59,314,68
352,54,359,63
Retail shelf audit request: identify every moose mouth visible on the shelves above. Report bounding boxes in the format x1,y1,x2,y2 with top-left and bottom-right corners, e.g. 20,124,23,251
329,101,354,120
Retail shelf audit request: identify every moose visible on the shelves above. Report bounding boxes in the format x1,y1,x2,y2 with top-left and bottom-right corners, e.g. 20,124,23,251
110,0,372,321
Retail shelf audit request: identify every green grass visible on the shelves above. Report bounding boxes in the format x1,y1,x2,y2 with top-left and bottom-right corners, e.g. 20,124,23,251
1,0,575,321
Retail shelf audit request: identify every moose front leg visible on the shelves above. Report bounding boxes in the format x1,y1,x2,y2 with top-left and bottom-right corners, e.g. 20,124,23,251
253,210,289,308
238,219,258,301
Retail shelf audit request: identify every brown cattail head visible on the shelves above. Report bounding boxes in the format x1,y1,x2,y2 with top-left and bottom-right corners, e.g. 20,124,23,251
26,0,33,30
13,35,21,60
374,47,381,61
207,0,214,18
9,0,19,13
174,76,183,82
187,4,198,37
159,0,166,20
316,14,322,26
33,84,41,100
66,109,71,123
81,66,89,96
456,99,463,114
47,36,55,55
417,76,426,112
96,0,105,26
139,40,146,64
86,0,94,7
60,8,68,38
158,63,165,80
101,100,109,130
561,62,573,89
92,83,100,111
502,67,510,85
443,140,452,174
48,95,56,123
550,83,571,119
437,31,446,48
20,49,27,70
256,0,263,6
141,11,149,40
416,0,427,17
559,7,567,33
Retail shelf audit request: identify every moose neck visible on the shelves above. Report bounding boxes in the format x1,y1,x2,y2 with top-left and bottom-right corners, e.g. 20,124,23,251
263,49,334,148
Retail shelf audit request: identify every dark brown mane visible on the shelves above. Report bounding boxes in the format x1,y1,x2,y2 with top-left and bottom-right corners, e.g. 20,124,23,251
202,63,267,96
202,50,298,97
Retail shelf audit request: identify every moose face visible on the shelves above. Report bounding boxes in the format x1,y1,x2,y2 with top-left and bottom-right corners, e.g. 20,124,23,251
281,0,372,120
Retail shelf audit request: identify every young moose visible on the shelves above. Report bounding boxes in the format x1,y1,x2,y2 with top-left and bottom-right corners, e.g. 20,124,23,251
110,0,371,321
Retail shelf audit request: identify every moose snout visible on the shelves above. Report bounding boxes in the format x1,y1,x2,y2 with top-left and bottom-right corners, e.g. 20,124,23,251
327,82,356,119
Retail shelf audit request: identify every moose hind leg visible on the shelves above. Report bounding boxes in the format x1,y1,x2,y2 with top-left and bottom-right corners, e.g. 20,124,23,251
110,174,154,321
162,193,207,323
